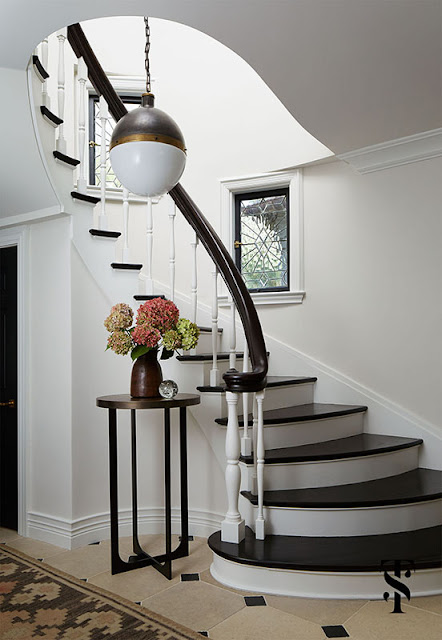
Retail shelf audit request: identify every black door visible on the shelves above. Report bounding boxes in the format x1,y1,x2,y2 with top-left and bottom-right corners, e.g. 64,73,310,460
0,246,18,530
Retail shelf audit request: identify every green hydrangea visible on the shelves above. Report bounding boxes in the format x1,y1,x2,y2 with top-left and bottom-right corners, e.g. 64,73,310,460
163,329,182,351
176,318,200,350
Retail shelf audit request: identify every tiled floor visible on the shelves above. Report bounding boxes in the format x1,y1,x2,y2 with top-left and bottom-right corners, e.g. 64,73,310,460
1,527,441,639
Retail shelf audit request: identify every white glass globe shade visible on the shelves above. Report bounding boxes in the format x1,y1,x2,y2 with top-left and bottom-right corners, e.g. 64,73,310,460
110,141,186,197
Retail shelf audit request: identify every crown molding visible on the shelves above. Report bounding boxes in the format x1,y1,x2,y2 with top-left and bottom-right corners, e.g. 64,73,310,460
338,128,442,174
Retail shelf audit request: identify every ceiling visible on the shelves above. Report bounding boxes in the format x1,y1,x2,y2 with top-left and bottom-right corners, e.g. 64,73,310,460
1,0,441,154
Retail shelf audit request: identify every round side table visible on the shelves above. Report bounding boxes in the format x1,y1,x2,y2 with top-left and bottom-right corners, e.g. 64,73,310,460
97,393,200,578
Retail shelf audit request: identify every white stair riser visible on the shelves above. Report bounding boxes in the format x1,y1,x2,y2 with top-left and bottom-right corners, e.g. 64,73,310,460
240,495,442,536
194,331,222,354
200,359,245,386
206,382,316,419
210,555,442,599
240,447,420,491
253,412,365,451
256,384,315,411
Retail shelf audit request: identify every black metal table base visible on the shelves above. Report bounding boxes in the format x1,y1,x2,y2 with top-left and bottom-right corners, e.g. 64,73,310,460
108,406,189,578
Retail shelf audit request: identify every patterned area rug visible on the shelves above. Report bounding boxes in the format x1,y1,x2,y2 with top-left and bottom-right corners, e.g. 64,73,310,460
0,545,201,639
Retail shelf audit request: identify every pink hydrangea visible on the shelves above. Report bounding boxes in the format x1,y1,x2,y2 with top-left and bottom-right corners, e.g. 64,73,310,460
131,324,161,348
136,298,179,333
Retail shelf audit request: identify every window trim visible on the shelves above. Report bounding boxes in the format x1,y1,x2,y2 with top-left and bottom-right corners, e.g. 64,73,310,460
234,186,290,293
220,170,305,306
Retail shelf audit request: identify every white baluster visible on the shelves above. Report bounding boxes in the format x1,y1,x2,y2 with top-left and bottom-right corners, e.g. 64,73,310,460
41,38,50,109
98,96,108,230
221,391,246,543
56,29,67,154
251,394,258,495
169,199,176,302
122,188,130,263
191,231,198,323
145,197,154,294
255,389,266,540
210,268,220,386
241,340,252,456
76,58,88,194
229,298,237,370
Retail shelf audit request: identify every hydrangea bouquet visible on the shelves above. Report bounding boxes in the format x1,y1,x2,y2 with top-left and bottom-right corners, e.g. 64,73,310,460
104,298,199,361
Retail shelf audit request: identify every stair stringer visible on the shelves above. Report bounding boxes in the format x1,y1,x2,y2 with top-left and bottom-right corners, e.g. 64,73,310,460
263,334,442,471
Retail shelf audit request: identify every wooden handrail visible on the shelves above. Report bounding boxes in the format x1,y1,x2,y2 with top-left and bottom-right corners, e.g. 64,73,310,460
66,23,268,393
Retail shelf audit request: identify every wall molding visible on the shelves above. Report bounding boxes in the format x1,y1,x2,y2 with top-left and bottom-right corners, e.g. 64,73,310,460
338,128,442,174
27,508,224,550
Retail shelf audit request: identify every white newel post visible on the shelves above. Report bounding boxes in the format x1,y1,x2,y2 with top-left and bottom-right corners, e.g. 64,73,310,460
76,58,88,194
41,38,50,108
56,29,67,154
168,199,176,302
191,231,199,324
241,340,252,456
255,389,266,540
122,188,130,263
145,197,154,294
98,96,108,230
221,391,246,543
210,268,220,386
229,298,237,370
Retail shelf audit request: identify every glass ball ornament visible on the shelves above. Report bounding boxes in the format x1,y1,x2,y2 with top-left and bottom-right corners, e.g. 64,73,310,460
159,379,179,399
110,93,186,198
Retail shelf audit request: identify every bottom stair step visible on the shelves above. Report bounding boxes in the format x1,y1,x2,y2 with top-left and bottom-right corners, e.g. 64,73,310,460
208,526,442,598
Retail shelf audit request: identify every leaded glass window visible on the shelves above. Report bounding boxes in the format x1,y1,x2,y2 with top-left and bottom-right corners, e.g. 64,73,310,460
234,188,289,292
88,95,139,187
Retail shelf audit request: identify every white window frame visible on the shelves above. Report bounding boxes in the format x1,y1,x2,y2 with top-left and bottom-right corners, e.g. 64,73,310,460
219,170,305,306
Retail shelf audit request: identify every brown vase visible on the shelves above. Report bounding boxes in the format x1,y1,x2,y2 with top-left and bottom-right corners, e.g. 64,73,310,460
130,349,163,398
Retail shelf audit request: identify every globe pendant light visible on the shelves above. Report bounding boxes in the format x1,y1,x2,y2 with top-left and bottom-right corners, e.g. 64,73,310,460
109,18,186,197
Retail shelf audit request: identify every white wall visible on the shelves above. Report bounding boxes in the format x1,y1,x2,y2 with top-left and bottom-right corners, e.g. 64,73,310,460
28,216,73,522
259,157,442,428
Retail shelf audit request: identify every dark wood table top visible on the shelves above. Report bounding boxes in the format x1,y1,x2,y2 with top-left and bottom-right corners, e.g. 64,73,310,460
96,393,200,410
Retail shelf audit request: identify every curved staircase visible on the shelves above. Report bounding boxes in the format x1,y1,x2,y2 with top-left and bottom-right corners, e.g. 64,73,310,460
28,34,442,601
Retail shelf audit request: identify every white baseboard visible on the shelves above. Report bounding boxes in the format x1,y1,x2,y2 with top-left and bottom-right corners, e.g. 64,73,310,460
27,508,223,550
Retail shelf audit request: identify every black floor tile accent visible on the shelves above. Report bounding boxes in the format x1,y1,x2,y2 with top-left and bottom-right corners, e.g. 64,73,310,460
244,595,266,606
80,578,88,582
179,535,194,541
88,541,100,545
198,632,209,637
135,602,142,605
181,573,200,582
322,625,349,638
37,558,44,562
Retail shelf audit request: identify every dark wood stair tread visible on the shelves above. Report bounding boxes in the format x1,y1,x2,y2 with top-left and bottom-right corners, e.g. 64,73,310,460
111,263,142,270
208,525,442,572
197,326,223,334
32,55,49,81
241,468,442,508
40,106,62,126
216,402,367,427
177,352,246,362
53,151,80,167
198,375,317,393
89,229,121,238
240,433,423,465
72,191,100,205
134,295,166,300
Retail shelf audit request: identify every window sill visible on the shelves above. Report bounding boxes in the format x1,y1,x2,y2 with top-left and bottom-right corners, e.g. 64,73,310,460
218,291,305,307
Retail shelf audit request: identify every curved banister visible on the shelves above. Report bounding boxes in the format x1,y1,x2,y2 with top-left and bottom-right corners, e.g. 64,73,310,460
169,184,267,392
66,23,268,393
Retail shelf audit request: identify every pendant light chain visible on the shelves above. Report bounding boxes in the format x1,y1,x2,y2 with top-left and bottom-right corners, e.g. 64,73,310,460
144,16,151,94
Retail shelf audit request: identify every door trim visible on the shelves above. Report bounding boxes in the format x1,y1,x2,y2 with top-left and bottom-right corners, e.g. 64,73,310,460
0,226,29,536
